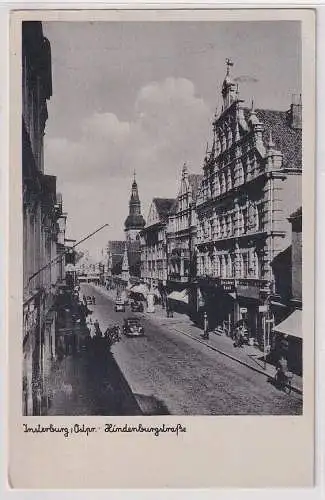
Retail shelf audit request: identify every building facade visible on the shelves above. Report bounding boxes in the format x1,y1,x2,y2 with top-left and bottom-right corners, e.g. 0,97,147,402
166,164,202,312
140,198,176,293
195,60,302,346
22,22,66,415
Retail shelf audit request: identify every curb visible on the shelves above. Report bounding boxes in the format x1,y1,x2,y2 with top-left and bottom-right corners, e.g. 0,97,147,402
171,327,302,396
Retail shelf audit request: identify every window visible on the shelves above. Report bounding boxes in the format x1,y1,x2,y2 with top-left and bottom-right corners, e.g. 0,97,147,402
242,253,249,277
257,204,263,231
216,217,220,239
228,254,234,277
227,214,233,236
215,255,220,277
209,219,214,239
215,175,220,196
236,161,245,185
227,168,233,191
221,172,226,193
242,207,248,233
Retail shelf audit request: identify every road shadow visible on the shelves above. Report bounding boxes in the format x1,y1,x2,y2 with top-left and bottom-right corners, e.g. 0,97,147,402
133,394,170,415
47,339,144,416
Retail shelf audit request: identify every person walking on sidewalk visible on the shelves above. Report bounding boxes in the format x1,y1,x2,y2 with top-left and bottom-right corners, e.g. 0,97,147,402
201,311,209,340
94,319,102,338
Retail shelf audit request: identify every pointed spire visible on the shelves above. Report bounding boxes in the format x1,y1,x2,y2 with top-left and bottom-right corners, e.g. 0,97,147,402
124,174,145,236
249,98,260,126
225,57,234,76
222,58,235,109
181,162,188,180
267,130,275,149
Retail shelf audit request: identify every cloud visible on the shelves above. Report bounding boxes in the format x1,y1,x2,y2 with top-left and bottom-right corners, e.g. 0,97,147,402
45,77,211,257
234,75,259,84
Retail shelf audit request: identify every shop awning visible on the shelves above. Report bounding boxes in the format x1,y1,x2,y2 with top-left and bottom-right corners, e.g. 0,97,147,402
273,310,302,339
167,290,189,304
130,284,149,296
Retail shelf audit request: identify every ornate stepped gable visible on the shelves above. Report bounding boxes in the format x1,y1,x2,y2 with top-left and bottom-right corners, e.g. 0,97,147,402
147,198,177,225
198,58,301,198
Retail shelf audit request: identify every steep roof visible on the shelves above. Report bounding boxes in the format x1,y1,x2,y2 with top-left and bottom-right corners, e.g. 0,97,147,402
153,198,177,222
244,108,302,170
107,240,141,277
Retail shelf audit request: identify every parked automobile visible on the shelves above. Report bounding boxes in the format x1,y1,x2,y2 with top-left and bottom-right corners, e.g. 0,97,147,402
131,300,144,313
115,299,125,312
122,317,144,337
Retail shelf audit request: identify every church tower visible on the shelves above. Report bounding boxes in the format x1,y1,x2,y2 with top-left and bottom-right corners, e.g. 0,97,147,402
124,172,145,242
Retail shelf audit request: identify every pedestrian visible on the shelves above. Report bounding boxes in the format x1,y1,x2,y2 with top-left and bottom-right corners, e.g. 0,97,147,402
201,311,209,340
87,317,95,339
94,319,102,338
92,296,96,305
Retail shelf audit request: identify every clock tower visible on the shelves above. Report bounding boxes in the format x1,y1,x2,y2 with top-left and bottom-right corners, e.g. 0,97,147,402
124,172,145,242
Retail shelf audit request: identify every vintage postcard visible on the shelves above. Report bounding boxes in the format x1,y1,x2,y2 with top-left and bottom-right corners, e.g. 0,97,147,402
8,8,315,489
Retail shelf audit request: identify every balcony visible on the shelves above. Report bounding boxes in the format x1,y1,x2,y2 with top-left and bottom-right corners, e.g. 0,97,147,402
197,229,267,247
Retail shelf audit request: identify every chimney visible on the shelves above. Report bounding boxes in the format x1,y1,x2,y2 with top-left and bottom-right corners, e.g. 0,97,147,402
288,94,302,130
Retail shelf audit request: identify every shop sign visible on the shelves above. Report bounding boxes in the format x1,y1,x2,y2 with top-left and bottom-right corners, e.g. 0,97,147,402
259,305,268,313
237,285,260,300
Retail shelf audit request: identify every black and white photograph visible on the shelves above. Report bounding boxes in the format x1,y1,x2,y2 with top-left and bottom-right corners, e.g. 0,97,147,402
6,7,316,489
22,16,306,419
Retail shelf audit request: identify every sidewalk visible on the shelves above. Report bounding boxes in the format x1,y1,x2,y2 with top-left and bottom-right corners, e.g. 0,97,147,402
145,304,303,395
91,285,303,395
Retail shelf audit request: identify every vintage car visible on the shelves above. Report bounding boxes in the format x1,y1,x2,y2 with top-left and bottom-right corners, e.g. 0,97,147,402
122,317,144,337
130,300,144,313
86,295,94,305
115,299,125,312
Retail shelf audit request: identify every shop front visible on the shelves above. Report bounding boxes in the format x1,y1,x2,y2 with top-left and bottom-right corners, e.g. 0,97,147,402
194,279,236,331
236,284,263,345
23,291,42,416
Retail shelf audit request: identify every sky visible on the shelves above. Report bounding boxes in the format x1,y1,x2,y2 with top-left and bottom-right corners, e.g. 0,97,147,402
42,21,301,260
